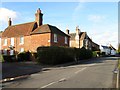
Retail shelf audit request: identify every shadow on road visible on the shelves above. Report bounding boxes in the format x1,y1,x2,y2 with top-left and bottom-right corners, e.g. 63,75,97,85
2,62,43,80
53,57,119,68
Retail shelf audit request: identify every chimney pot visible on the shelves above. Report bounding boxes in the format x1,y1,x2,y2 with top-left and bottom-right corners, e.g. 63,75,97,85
8,18,12,26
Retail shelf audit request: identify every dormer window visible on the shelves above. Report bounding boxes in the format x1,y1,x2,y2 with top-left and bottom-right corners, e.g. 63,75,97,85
54,34,57,43
20,36,24,45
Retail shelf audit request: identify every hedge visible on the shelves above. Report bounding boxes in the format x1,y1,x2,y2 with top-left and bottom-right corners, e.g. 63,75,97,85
37,46,93,65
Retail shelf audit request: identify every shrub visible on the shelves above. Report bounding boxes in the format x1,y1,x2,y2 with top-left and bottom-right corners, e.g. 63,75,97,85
3,55,16,62
75,47,92,60
92,51,97,57
17,51,32,62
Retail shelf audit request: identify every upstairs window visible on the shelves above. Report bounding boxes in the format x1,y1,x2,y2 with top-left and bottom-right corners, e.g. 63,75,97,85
3,39,7,46
54,34,57,43
65,36,68,44
20,36,24,44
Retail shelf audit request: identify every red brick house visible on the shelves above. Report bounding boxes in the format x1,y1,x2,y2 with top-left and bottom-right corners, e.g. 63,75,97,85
1,8,69,55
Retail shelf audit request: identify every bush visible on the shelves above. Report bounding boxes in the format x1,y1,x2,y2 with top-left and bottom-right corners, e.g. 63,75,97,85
92,51,97,57
3,55,16,62
17,51,32,62
37,46,93,65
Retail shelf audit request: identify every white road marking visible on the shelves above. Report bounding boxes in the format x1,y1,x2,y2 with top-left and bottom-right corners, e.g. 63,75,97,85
80,64,96,67
42,71,50,73
41,82,56,88
75,67,87,74
58,78,66,82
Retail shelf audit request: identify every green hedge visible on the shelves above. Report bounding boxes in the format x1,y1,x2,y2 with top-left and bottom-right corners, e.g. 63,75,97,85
37,46,93,65
37,46,74,65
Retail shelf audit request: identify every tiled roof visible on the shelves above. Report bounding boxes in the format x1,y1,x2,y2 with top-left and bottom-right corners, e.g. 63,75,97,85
69,32,85,40
31,24,69,37
2,22,36,38
2,23,69,38
80,32,86,40
101,46,110,49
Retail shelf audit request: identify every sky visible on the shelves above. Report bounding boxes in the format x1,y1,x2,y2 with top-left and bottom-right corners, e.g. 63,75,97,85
0,1,119,49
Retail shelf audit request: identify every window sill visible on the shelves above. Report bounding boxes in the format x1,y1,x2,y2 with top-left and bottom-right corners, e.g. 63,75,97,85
54,41,58,43
19,43,24,45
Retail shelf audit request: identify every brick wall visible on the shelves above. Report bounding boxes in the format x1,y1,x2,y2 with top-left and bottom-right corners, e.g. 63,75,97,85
51,33,69,47
1,32,69,54
30,33,51,52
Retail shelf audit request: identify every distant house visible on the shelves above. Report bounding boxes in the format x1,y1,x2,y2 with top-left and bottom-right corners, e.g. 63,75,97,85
101,45,116,56
67,26,99,51
1,8,70,55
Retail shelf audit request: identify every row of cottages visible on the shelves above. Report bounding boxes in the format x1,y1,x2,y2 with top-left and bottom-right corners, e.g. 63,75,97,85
101,45,116,56
67,26,99,51
1,8,69,55
1,8,99,56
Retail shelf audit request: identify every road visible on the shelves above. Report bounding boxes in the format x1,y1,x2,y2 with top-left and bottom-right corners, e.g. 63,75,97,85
3,57,119,88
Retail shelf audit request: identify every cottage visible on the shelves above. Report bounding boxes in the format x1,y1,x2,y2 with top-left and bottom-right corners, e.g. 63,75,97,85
1,8,70,55
67,26,99,51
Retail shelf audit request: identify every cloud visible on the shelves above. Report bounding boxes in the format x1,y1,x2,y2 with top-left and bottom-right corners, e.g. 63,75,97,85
88,15,106,23
88,23,118,49
0,8,17,23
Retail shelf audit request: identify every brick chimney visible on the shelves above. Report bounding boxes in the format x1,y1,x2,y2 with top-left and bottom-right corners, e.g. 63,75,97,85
8,18,12,26
35,8,43,27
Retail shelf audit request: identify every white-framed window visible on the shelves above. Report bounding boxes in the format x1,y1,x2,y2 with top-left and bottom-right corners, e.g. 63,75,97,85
65,36,68,44
3,39,7,46
20,48,24,52
20,36,24,44
54,34,57,43
10,37,14,46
